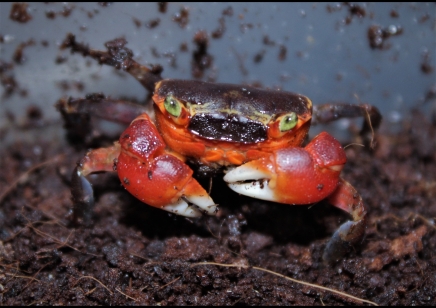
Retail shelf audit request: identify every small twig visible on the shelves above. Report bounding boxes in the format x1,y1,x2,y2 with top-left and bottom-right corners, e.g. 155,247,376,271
192,262,378,306
4,273,41,283
0,154,64,204
74,276,113,295
19,214,101,258
84,287,97,296
353,94,376,149
158,276,181,290
115,287,138,301
320,297,326,306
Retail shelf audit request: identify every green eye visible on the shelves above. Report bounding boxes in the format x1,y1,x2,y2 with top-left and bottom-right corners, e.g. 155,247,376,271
164,95,182,117
279,112,298,132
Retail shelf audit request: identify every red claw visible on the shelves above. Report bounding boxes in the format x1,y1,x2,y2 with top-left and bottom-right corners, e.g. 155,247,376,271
275,132,347,204
117,114,216,217
225,132,346,204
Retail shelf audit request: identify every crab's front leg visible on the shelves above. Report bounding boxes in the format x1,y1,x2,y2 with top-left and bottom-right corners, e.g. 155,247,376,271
224,132,366,262
71,113,217,226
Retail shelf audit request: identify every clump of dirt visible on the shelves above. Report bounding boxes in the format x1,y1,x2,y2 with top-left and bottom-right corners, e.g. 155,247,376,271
9,3,32,23
367,24,403,50
1,109,435,305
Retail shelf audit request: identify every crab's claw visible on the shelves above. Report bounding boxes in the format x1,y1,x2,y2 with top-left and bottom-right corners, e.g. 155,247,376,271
224,132,367,261
224,132,346,205
117,114,217,218
117,152,217,217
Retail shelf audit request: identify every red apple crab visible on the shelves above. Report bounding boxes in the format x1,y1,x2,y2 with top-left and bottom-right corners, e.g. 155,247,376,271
57,35,381,262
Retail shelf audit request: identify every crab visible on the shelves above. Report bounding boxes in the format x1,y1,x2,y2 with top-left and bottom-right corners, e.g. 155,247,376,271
57,35,381,262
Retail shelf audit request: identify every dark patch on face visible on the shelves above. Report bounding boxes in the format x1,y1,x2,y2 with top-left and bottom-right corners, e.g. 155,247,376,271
188,113,267,143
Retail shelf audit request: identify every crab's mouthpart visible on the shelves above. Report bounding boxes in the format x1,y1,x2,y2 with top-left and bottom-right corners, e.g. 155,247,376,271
223,163,277,202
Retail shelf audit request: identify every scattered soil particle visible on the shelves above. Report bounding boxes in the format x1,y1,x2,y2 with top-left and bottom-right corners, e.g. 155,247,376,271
45,10,56,20
191,31,213,79
419,13,430,24
278,45,287,62
421,50,434,74
1,74,18,98
211,17,226,39
345,2,366,18
158,2,167,14
263,35,276,46
98,3,112,8
222,6,233,17
44,4,75,20
145,18,160,29
390,9,399,18
253,50,266,63
172,7,189,28
367,24,403,50
132,17,141,28
12,39,35,64
9,3,32,23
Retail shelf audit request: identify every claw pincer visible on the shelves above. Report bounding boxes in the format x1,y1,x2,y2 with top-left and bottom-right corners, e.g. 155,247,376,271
225,132,346,204
117,114,216,217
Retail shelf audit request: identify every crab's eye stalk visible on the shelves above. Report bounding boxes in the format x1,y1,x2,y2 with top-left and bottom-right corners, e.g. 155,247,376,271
164,95,182,117
268,112,300,139
279,112,298,132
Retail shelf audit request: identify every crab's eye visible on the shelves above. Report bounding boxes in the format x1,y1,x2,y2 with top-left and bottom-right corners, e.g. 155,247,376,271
164,95,182,117
279,112,298,132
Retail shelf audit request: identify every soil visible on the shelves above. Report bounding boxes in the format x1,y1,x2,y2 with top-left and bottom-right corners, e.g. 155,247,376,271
1,108,436,305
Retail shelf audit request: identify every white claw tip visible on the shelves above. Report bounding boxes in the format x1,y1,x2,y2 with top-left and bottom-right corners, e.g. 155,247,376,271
162,194,217,218
228,180,277,202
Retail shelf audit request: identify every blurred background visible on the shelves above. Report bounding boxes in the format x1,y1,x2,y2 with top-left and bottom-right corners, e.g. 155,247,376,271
1,2,435,146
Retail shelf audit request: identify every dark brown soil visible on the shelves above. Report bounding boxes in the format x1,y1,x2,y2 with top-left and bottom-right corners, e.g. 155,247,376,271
1,109,435,305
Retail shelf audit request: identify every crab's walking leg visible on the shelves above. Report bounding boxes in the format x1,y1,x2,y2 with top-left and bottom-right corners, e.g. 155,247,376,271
71,144,121,226
313,103,382,147
322,179,367,262
57,95,149,125
56,95,150,142
61,34,162,92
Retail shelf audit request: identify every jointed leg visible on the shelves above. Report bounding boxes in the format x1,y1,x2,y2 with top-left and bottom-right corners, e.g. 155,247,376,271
323,178,367,262
71,143,120,226
61,34,162,92
56,95,150,144
313,103,382,148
